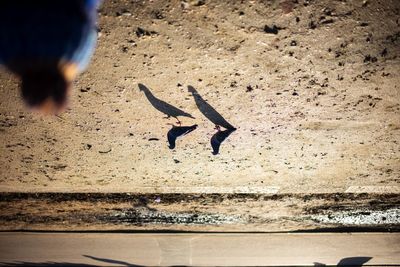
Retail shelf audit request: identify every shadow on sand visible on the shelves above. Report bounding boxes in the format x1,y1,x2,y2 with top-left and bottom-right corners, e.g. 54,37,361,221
0,256,372,266
188,85,236,154
83,255,142,266
187,85,235,130
0,254,143,267
314,256,372,266
138,83,194,125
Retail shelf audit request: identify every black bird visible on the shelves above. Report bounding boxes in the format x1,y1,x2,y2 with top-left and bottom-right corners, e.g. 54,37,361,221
210,126,236,155
188,85,236,130
139,83,194,125
167,124,198,149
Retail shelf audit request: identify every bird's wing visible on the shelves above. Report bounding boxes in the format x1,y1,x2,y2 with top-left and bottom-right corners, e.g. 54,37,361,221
167,130,176,149
210,134,221,155
210,128,236,155
167,125,198,149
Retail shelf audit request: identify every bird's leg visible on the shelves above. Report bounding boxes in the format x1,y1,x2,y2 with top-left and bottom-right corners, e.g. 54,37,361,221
214,125,221,132
176,117,182,126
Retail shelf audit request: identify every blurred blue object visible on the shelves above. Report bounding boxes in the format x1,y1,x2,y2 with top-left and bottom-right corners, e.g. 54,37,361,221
0,0,100,114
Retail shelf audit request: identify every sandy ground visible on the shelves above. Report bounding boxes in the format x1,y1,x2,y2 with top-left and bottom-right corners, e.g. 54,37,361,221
0,0,399,194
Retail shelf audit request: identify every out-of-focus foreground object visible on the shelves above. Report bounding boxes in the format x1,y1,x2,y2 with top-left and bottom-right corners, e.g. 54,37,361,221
0,0,100,114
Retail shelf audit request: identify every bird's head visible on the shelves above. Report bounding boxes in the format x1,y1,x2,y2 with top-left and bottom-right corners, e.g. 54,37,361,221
16,60,78,115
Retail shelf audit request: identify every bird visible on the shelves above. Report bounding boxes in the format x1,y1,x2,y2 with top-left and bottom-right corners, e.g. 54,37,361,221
138,83,195,125
0,0,100,114
188,85,236,130
167,124,198,149
210,126,236,155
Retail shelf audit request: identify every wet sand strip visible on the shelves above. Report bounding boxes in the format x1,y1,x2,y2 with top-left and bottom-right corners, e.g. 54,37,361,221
0,193,399,232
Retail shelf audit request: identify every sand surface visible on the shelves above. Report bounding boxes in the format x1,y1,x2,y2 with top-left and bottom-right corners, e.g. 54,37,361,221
0,0,399,194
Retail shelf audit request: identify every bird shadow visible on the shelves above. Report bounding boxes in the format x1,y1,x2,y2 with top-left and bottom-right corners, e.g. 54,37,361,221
83,255,143,267
138,83,194,125
187,85,236,130
211,127,236,155
187,85,236,154
167,124,198,149
0,256,373,267
314,256,372,266
0,262,96,267
0,254,143,267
